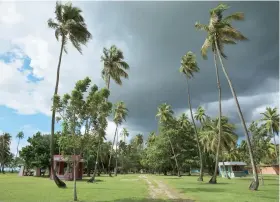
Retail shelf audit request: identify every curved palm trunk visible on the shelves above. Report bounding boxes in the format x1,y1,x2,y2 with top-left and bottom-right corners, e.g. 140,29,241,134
186,77,204,181
214,38,259,190
209,52,222,184
167,134,180,177
50,36,66,188
114,129,119,176
108,125,118,177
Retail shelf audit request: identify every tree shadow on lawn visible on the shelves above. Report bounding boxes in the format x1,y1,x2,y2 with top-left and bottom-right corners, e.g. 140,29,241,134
179,187,225,193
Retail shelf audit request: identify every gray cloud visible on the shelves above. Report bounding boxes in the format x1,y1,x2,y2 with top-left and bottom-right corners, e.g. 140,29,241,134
82,2,279,137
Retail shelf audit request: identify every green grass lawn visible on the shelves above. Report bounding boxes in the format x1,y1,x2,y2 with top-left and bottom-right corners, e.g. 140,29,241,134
151,174,279,202
0,174,148,202
0,174,278,202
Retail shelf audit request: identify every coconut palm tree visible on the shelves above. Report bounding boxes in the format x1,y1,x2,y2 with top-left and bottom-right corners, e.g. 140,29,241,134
108,102,128,177
15,131,24,159
121,128,129,144
195,3,259,190
195,106,207,125
261,107,279,163
101,45,130,90
179,51,204,181
48,1,92,188
200,116,238,180
156,103,181,177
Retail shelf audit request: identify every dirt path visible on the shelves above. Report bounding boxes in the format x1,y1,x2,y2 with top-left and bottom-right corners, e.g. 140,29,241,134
139,175,194,201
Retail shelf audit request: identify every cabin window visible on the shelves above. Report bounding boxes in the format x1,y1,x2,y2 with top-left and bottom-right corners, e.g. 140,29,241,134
232,165,243,171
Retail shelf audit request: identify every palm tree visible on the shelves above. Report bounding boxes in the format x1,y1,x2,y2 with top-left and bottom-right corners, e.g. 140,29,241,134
179,51,204,181
261,107,279,163
200,116,238,180
194,106,207,125
121,128,129,143
0,133,11,173
16,132,24,159
195,3,259,190
108,102,128,177
48,1,92,188
156,103,181,177
101,45,130,90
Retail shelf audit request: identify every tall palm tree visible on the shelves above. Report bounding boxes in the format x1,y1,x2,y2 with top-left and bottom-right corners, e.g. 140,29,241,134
200,116,237,180
121,128,129,143
179,51,204,181
156,103,181,177
15,131,24,159
261,107,279,163
195,3,259,190
101,45,130,90
48,1,92,188
108,102,128,177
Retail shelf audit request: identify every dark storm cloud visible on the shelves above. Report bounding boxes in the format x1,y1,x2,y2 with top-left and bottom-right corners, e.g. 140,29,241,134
85,2,279,137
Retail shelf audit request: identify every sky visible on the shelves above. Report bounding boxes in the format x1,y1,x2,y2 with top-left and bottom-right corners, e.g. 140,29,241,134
0,1,279,154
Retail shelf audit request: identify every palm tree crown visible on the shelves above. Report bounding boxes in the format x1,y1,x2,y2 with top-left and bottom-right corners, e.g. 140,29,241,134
48,1,92,54
261,107,279,135
179,51,200,78
194,106,207,124
101,45,130,88
200,116,237,153
195,3,247,59
156,103,174,124
113,102,128,125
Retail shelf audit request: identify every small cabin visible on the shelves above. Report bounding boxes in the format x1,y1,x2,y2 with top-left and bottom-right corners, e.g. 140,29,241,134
218,161,247,178
51,155,84,181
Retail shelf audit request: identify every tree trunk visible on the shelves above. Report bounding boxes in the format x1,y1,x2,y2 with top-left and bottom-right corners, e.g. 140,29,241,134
185,77,204,181
259,166,264,185
88,138,101,183
273,134,278,164
114,128,119,176
209,52,222,184
16,138,20,159
167,135,180,177
108,125,118,177
50,36,66,188
215,38,259,191
73,158,78,201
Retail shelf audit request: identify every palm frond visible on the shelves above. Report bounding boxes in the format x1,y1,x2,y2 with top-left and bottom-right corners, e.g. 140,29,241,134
47,18,59,29
223,12,245,23
195,22,209,32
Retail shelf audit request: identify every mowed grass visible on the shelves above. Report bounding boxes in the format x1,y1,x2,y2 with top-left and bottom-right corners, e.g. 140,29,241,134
0,174,148,202
151,174,279,202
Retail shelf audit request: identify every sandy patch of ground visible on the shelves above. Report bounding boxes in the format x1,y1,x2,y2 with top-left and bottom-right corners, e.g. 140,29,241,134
139,175,194,201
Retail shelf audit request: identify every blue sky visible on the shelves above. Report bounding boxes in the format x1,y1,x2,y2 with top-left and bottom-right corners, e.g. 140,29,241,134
0,52,61,152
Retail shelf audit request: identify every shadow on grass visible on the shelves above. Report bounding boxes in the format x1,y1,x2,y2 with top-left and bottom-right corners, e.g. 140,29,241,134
81,178,104,183
179,187,225,193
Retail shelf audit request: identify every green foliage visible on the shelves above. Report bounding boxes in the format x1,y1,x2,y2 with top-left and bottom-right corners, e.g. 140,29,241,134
20,132,60,169
0,133,12,170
